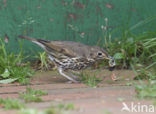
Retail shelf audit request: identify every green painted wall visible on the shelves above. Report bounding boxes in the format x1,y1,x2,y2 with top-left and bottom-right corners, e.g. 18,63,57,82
0,0,156,53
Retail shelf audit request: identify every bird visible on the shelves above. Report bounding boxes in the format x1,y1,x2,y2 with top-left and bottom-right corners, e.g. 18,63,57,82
18,35,116,83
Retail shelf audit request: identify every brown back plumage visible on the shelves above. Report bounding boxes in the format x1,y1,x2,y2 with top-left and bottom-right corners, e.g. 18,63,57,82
18,35,110,60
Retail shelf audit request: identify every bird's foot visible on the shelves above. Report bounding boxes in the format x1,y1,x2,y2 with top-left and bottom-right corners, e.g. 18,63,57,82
69,73,80,80
66,80,80,84
58,68,80,83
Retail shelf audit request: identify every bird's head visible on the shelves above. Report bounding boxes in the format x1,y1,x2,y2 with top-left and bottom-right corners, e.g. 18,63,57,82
89,46,116,70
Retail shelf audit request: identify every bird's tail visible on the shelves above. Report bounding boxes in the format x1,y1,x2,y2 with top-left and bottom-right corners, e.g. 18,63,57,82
18,35,37,42
18,35,46,49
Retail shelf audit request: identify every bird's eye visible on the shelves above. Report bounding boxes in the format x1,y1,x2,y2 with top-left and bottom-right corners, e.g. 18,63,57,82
97,52,102,56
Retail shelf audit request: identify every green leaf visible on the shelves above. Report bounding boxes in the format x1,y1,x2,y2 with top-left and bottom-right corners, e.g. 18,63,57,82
1,69,10,78
127,37,134,44
113,53,125,59
0,78,18,84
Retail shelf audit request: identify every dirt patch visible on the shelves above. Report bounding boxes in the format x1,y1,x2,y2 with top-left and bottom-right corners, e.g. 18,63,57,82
31,69,135,84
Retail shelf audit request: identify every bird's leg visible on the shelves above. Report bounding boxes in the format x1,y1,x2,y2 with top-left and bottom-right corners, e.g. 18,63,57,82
70,73,78,79
68,72,80,80
58,68,79,83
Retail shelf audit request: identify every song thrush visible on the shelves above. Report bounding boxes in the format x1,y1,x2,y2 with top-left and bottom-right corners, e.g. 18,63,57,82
18,35,115,83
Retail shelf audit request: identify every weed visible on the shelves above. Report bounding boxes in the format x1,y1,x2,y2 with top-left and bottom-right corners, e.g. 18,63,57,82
58,103,75,110
99,17,156,100
33,51,55,71
25,88,48,96
80,72,101,87
135,80,156,99
44,107,57,114
134,68,156,80
0,39,34,84
100,17,156,69
105,37,147,69
41,103,75,114
19,103,74,114
117,97,125,102
19,109,38,114
103,109,111,114
143,37,156,69
19,88,48,103
0,98,25,110
131,62,156,80
20,94,42,103
34,52,49,70
19,107,57,114
132,64,156,99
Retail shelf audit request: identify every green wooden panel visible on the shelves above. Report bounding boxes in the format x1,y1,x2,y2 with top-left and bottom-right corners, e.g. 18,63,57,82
0,0,156,53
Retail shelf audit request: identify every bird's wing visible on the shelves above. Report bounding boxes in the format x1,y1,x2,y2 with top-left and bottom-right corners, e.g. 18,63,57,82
18,35,90,58
38,40,78,57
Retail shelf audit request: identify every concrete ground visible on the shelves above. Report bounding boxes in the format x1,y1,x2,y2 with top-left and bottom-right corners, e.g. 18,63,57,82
0,69,154,114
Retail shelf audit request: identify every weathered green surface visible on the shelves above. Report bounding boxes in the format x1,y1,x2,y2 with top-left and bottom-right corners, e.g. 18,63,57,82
0,0,156,53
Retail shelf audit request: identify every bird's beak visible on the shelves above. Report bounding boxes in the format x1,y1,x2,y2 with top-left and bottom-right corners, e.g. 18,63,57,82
108,56,116,71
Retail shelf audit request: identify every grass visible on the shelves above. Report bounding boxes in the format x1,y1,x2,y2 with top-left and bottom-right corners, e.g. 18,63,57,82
133,68,156,80
103,109,111,114
120,36,156,99
127,34,156,99
132,66,156,99
99,17,156,100
44,103,75,114
19,88,48,103
103,35,152,69
80,72,101,87
100,17,156,69
0,39,34,84
33,51,55,71
135,80,156,99
19,103,75,114
57,103,75,110
0,98,25,110
19,109,39,114
20,108,57,114
34,52,49,70
143,37,156,69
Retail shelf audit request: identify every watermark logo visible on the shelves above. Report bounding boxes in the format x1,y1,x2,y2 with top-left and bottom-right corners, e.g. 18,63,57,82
121,102,155,113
